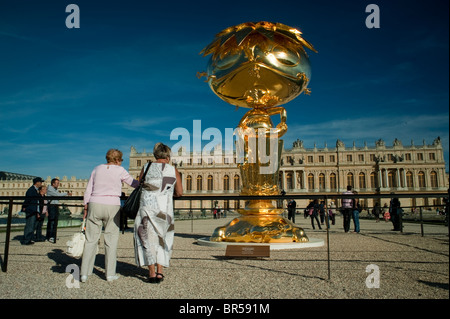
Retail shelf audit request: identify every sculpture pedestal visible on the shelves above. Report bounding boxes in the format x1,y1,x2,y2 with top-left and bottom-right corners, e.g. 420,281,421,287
209,214,309,243
198,236,324,250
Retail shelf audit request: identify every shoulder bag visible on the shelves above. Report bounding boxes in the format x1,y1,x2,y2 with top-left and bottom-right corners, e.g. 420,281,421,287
121,161,152,220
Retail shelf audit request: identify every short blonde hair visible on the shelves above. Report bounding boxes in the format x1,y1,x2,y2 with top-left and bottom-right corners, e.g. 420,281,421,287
153,143,171,160
106,149,123,163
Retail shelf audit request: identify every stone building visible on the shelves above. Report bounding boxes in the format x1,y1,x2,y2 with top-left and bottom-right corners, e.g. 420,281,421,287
1,137,447,214
127,137,448,211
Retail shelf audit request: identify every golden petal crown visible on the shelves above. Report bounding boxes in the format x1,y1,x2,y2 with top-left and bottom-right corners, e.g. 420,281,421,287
200,21,317,60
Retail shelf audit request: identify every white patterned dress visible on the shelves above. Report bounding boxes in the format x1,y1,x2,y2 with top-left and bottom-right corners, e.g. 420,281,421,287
134,163,176,268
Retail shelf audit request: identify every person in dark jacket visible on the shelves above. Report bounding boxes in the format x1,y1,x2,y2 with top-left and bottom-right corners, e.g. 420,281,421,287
352,192,362,233
287,199,297,223
22,177,44,245
389,195,402,231
309,199,322,230
34,185,48,242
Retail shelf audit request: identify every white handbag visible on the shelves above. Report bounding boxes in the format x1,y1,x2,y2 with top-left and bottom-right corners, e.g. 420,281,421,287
66,219,87,258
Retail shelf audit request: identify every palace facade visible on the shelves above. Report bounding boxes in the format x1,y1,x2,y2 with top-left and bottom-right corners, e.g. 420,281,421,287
1,137,448,215
128,137,448,211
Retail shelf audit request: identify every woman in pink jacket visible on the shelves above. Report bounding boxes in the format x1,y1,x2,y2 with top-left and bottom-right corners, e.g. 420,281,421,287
80,149,139,283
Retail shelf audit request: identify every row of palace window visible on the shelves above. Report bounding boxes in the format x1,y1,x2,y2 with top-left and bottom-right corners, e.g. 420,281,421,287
183,170,440,192
285,152,437,164
2,182,85,188
185,175,240,192
284,170,440,190
138,151,438,168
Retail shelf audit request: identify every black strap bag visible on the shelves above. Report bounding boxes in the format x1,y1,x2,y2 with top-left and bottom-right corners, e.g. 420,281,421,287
121,161,152,220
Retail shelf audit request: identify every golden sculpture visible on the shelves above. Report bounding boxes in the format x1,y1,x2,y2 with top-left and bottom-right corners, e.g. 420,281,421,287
199,22,316,243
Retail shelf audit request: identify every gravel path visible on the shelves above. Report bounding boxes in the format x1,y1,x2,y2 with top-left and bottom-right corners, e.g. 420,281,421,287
1,216,448,300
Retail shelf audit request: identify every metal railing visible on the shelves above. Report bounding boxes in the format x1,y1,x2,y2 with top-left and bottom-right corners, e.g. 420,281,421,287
1,191,448,274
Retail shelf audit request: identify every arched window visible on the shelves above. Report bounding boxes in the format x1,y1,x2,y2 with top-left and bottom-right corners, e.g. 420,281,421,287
223,175,230,191
406,171,413,188
207,175,213,191
359,172,366,189
347,173,354,188
318,173,325,190
234,175,240,191
286,173,293,190
298,171,304,189
418,171,426,188
308,173,314,190
430,171,438,188
196,175,203,191
329,173,337,190
186,175,192,191
388,170,396,188
370,172,376,189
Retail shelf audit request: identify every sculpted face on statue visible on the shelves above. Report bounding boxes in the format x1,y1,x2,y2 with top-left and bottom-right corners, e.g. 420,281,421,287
200,21,317,109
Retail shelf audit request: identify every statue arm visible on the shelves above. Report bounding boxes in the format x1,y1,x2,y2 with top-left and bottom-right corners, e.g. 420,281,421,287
237,106,287,137
265,106,287,137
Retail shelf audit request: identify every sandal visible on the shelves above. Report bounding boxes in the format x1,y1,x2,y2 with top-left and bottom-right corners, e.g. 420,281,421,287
148,276,160,284
156,273,165,282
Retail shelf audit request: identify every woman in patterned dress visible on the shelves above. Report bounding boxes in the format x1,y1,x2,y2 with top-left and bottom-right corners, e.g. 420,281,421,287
134,143,182,283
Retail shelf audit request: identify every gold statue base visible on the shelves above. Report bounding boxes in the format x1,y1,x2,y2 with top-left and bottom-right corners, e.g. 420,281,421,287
209,137,309,244
211,200,308,243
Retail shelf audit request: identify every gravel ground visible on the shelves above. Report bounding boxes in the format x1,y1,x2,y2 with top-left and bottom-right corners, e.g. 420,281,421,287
0,215,448,302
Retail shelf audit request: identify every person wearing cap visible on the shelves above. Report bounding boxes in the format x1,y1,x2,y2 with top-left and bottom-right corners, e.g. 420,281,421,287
21,177,44,245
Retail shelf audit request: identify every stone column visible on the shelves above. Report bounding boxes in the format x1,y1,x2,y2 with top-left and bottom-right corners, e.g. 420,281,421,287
384,169,389,188
402,169,407,189
378,169,383,188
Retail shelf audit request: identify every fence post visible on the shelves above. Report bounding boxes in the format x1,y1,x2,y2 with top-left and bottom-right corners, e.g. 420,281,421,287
190,199,193,233
2,198,14,272
324,195,331,281
399,206,403,233
419,206,424,237
447,189,449,237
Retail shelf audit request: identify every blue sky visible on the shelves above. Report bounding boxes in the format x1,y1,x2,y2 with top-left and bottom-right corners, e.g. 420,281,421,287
0,0,448,179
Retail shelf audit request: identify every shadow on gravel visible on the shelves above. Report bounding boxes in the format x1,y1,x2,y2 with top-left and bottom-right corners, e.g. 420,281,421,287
417,280,449,291
359,233,449,257
175,232,206,240
212,255,328,281
47,249,148,282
